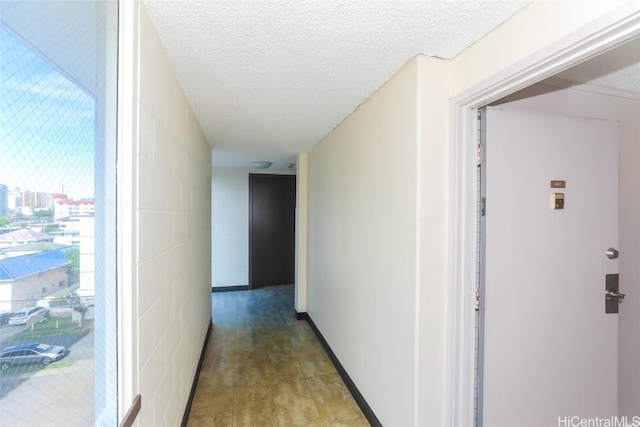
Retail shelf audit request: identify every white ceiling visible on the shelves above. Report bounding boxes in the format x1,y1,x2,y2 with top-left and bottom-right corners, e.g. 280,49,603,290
143,0,533,169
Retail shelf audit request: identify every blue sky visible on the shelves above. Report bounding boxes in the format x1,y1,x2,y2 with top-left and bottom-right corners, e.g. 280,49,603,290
0,27,95,199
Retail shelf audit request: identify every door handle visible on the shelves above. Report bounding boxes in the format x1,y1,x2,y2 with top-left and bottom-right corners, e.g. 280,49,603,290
605,274,623,314
605,290,625,300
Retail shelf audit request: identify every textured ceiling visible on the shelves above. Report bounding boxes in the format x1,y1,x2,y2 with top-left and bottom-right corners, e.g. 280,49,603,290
143,0,532,169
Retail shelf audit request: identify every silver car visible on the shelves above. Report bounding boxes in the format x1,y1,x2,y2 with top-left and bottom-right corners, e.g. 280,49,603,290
7,306,48,326
0,343,67,369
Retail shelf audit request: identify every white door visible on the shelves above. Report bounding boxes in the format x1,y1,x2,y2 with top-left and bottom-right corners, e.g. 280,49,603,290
482,107,620,426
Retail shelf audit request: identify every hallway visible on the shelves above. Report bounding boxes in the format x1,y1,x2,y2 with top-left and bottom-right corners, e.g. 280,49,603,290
187,285,369,426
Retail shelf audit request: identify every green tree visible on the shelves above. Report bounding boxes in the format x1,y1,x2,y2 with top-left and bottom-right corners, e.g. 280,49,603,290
65,248,80,284
0,216,8,227
33,209,54,217
73,304,88,326
42,225,60,234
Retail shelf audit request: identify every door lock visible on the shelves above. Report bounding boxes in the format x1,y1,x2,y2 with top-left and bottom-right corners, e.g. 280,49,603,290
606,248,619,259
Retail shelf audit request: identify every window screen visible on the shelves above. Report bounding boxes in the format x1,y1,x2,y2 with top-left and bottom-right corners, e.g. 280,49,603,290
0,1,118,424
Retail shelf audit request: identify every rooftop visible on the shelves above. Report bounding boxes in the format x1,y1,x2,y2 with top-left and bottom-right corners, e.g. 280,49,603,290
56,200,94,205
0,242,73,255
0,229,54,245
0,249,70,281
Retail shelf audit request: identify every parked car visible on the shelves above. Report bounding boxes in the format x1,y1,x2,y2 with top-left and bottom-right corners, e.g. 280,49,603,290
0,312,12,327
7,306,48,326
0,343,67,370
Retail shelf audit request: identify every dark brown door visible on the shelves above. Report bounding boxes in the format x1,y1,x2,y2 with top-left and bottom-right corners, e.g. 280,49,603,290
249,174,296,288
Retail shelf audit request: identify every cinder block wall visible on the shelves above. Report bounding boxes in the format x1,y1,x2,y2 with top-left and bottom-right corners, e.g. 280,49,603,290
134,5,212,425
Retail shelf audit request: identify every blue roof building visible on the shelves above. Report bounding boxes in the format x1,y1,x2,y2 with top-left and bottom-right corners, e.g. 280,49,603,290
0,250,70,281
0,249,71,312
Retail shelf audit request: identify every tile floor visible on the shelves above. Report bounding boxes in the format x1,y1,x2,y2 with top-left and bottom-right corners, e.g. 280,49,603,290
186,285,369,427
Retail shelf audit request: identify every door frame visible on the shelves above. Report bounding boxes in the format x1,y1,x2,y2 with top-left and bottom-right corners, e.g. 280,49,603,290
446,5,640,426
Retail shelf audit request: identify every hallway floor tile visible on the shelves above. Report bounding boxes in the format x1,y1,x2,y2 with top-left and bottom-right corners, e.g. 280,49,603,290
187,285,369,427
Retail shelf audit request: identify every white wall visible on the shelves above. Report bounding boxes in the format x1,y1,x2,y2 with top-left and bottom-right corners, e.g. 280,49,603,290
308,60,419,426
295,152,309,313
119,3,212,425
303,2,637,425
211,169,248,287
415,55,451,425
210,168,296,288
492,83,640,417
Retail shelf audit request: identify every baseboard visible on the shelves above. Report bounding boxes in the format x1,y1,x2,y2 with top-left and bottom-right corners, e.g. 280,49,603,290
295,310,308,320
181,320,212,427
305,315,382,427
211,285,249,293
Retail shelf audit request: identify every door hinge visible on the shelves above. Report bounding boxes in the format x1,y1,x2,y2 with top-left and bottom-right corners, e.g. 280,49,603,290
481,197,486,217
476,144,483,166
475,288,481,311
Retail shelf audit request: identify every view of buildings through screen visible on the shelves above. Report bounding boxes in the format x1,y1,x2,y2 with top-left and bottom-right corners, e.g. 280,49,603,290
0,1,118,423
